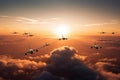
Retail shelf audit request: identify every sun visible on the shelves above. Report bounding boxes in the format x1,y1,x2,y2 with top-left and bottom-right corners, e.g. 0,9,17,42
55,24,69,36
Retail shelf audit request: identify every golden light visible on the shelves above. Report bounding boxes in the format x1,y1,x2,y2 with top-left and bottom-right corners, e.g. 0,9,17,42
55,24,69,36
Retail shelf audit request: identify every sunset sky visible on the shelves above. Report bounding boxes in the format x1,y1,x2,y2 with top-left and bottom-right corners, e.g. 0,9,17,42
0,1,120,80
0,0,120,35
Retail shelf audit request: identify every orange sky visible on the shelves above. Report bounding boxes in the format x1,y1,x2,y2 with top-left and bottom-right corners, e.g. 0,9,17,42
0,0,120,35
0,15,119,36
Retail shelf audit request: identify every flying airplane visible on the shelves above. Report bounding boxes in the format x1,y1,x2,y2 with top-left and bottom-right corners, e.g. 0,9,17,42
23,32,34,37
111,32,116,35
23,32,29,36
58,35,68,40
99,32,106,34
91,43,102,49
24,43,50,55
12,32,18,34
28,33,34,37
24,48,38,55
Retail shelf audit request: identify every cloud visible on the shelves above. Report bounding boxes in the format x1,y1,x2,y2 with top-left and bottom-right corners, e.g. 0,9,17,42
1,15,119,26
0,55,46,80
74,54,87,61
0,55,46,69
86,52,120,80
33,71,62,80
82,20,119,27
3,46,119,80
50,46,77,61
16,17,59,24
98,58,117,62
27,54,50,62
33,46,103,80
16,17,39,24
95,62,120,80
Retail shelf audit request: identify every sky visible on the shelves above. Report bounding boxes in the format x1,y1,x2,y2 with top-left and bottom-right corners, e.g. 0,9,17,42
0,0,120,35
0,1,120,80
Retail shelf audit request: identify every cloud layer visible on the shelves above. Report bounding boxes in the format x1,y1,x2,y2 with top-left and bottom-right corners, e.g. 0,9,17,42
0,55,46,80
0,46,120,80
86,52,120,80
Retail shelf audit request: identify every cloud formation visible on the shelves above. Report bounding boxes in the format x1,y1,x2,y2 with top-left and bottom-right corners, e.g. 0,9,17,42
16,17,59,24
1,46,119,80
0,55,46,80
33,46,103,80
0,15,59,25
16,17,39,24
86,53,120,80
95,62,120,80
81,20,119,27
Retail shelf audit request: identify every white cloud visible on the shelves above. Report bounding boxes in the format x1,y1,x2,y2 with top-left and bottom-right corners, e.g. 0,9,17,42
81,20,119,27
16,17,59,25
16,17,39,24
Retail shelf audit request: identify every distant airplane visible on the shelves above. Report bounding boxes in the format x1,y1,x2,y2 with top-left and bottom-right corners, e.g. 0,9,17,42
12,32,18,34
24,48,39,55
23,32,29,35
24,43,50,55
26,32,34,37
91,43,102,49
111,32,116,34
28,34,34,37
58,35,68,40
99,32,106,34
23,32,34,37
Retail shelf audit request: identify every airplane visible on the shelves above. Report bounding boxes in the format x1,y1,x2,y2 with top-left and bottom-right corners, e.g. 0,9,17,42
12,32,18,34
24,48,39,55
91,43,102,49
99,32,106,34
23,32,29,36
24,43,50,55
111,32,116,34
23,32,34,37
28,33,34,37
58,35,68,40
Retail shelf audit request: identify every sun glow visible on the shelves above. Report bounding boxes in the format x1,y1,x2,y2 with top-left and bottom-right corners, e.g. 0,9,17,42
55,24,69,36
